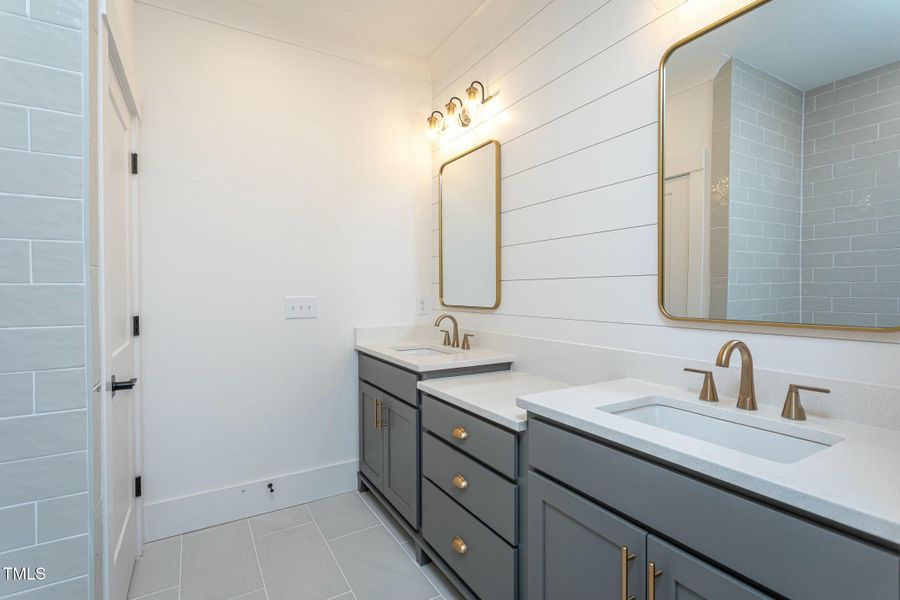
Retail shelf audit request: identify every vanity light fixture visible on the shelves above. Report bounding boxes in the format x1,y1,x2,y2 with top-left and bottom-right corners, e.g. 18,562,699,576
427,110,444,139
445,96,465,129
426,81,498,139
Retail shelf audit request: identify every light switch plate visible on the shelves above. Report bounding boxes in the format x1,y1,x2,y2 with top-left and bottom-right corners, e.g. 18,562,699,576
285,296,318,319
416,295,429,316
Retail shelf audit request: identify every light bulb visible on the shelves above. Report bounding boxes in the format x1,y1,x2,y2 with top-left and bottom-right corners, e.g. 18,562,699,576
465,85,480,114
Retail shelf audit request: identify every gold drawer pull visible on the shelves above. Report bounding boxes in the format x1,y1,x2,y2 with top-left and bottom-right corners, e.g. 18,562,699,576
620,546,636,600
451,426,468,440
647,562,663,600
451,536,468,555
451,474,469,490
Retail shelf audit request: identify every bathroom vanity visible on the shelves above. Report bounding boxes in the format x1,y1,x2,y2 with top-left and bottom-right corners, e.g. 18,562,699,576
518,380,900,600
354,340,513,553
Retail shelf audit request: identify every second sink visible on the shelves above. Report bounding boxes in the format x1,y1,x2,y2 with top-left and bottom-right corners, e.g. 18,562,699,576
601,396,841,463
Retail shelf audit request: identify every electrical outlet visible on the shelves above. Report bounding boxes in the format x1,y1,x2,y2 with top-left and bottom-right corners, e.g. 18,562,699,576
285,296,318,319
416,295,429,315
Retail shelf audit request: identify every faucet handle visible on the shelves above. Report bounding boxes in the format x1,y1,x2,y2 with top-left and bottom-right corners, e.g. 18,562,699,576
461,333,474,350
683,368,719,402
439,330,451,347
782,384,830,421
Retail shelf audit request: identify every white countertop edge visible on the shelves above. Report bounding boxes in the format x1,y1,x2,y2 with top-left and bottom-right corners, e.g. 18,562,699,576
418,382,526,431
355,341,514,373
517,380,900,548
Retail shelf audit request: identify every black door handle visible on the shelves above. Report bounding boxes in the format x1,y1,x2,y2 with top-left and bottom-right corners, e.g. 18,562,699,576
111,375,137,396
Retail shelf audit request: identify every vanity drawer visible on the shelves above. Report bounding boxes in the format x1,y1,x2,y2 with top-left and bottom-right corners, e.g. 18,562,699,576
529,418,900,600
421,394,517,479
358,353,418,406
422,478,517,600
422,432,518,545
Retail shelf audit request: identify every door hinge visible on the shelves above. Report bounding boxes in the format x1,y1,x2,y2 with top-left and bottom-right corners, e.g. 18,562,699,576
134,476,142,498
131,153,138,175
132,315,140,337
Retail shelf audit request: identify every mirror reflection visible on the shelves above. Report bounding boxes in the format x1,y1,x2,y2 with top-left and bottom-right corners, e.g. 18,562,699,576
661,0,900,330
439,141,500,309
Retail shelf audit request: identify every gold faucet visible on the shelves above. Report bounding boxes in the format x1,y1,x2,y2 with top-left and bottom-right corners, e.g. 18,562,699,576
715,340,757,410
434,314,460,348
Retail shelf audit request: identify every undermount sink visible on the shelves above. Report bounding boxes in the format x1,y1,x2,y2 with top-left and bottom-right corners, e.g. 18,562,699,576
600,396,842,463
392,345,459,357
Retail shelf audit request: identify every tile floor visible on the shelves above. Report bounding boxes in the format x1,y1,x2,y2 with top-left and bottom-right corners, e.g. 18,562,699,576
127,491,464,600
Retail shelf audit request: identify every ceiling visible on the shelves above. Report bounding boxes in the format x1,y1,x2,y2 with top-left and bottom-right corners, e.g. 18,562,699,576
237,0,488,58
668,0,900,90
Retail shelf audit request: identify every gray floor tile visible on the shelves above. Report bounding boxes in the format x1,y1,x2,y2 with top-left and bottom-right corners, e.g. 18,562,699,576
308,492,379,540
421,563,464,600
359,491,411,543
254,523,349,600
181,521,263,600
329,526,437,600
127,536,181,599
229,590,266,600
400,540,415,560
249,504,312,538
135,588,179,600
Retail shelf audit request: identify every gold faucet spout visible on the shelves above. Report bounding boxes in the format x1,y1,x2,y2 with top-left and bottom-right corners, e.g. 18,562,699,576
434,314,460,348
715,340,757,410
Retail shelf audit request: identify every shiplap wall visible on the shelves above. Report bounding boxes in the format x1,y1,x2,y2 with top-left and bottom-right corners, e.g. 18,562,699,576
427,0,900,387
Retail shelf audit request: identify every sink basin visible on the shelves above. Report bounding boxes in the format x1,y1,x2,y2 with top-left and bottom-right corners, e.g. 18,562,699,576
601,396,841,463
392,346,458,357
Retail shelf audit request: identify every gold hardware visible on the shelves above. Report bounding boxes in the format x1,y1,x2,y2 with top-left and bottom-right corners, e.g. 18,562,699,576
374,399,381,430
461,333,474,350
451,426,468,440
782,384,831,421
715,340,757,410
434,314,460,348
451,474,468,490
647,561,663,600
620,546,636,600
438,140,501,310
683,368,718,402
440,329,451,347
451,536,468,555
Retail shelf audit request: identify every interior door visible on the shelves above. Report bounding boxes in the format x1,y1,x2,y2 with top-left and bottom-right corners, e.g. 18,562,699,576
528,471,646,600
359,382,385,489
647,536,773,599
102,50,139,600
381,396,419,527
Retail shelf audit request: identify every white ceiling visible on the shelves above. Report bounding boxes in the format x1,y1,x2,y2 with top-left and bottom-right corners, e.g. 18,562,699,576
668,0,900,90
237,0,488,58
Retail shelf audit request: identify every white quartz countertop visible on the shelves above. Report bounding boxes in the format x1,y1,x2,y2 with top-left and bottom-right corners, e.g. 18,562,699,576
517,378,900,548
417,371,570,431
355,340,514,373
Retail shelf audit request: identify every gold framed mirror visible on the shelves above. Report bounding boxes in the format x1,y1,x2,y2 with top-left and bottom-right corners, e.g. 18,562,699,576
439,140,501,309
659,0,900,332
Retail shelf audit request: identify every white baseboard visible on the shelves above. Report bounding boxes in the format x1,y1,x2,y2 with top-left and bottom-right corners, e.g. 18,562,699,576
143,459,358,541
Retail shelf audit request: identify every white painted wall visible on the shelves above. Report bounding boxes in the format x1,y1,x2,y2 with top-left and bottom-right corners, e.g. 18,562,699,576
426,0,900,386
134,2,432,537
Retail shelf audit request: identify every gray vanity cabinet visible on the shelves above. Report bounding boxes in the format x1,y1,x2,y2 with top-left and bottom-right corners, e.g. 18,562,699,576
647,537,771,600
359,382,384,490
528,472,646,600
381,396,418,525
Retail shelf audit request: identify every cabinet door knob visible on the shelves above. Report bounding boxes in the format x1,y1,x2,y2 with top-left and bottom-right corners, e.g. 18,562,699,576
451,474,468,490
451,536,468,555
451,426,468,440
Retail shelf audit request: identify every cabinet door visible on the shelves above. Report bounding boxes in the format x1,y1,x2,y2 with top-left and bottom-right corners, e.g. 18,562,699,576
647,536,772,600
382,396,419,527
528,472,646,600
359,382,384,490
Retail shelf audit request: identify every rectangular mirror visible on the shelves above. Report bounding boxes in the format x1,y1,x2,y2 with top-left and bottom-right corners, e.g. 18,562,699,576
660,0,900,331
439,140,500,309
